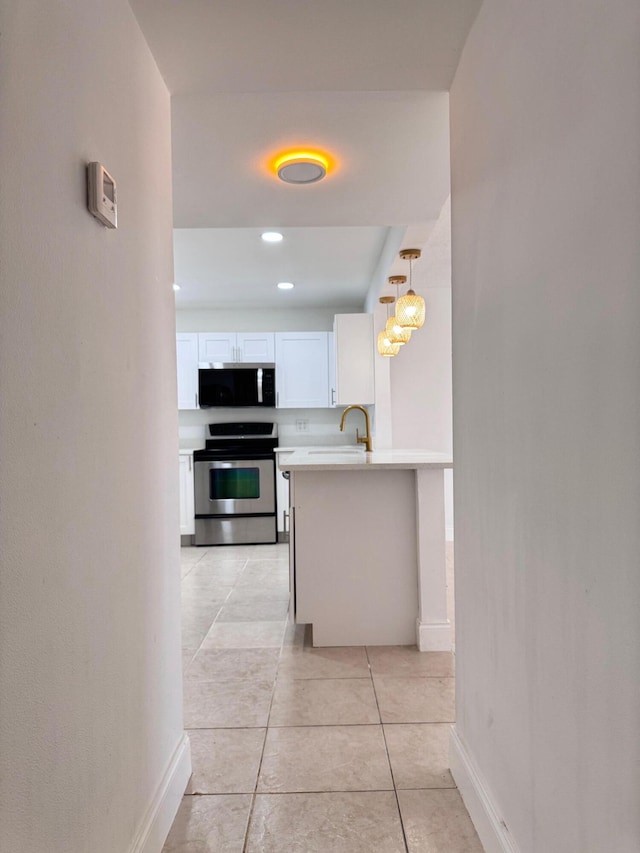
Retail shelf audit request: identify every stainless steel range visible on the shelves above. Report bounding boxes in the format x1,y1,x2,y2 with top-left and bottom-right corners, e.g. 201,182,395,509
193,422,278,546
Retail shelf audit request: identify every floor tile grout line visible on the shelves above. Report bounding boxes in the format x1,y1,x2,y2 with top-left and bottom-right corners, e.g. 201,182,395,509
184,719,457,730
246,787,401,796
365,645,411,853
178,545,209,581
241,596,292,853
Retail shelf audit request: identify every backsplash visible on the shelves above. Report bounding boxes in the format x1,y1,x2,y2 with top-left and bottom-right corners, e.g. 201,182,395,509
178,406,359,447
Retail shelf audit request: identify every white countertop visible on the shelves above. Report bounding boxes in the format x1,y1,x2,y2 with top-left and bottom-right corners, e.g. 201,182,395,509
278,448,453,471
178,441,204,454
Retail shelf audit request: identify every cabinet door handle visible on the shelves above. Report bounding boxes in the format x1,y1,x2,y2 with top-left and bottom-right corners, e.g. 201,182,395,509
195,392,198,408
331,388,336,405
276,391,279,407
188,455,192,472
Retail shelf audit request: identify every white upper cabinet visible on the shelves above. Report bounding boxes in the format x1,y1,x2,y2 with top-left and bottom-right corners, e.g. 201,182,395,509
198,332,235,363
198,332,274,363
333,314,375,405
275,332,330,408
176,333,199,410
236,332,275,363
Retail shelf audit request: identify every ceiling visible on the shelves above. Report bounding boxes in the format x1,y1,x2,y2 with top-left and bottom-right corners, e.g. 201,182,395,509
130,0,481,309
174,226,393,309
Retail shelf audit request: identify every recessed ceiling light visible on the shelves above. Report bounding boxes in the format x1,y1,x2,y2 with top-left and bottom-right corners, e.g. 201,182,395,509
272,150,331,184
172,283,181,291
261,231,283,243
277,282,294,290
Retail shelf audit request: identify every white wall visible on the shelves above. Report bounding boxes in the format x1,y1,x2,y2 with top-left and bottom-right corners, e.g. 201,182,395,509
390,200,452,454
176,306,341,333
450,1,640,850
0,3,186,851
383,200,454,536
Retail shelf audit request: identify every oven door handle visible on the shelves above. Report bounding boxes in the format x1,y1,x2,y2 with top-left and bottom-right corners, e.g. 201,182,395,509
194,451,276,462
256,367,263,404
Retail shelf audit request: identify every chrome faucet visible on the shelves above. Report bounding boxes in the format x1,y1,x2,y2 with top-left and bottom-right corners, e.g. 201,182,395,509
339,405,373,452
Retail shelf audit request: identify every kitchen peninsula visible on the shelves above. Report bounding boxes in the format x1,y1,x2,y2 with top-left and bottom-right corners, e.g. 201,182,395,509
279,449,453,650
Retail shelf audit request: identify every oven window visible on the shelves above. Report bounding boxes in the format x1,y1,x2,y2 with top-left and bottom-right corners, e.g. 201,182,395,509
209,467,260,500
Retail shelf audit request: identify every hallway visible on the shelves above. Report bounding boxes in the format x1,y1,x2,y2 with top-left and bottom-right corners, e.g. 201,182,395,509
164,543,480,852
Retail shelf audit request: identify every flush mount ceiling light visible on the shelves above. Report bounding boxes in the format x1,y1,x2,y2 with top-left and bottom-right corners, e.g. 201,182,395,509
273,150,330,184
377,297,401,357
172,283,181,291
385,275,411,346
277,282,295,290
261,231,283,243
396,249,426,330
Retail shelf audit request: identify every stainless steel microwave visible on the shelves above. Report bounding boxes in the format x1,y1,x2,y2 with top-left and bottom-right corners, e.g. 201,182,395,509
198,363,276,408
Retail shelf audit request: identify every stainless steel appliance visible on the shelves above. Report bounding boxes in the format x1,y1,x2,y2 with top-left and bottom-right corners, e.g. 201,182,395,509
193,422,278,545
198,363,276,408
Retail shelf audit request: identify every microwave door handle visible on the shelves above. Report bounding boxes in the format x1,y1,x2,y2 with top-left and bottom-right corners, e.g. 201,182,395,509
256,367,263,404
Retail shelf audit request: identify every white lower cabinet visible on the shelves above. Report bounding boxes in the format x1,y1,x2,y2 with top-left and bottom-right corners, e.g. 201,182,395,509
275,460,291,535
179,452,195,536
275,331,330,408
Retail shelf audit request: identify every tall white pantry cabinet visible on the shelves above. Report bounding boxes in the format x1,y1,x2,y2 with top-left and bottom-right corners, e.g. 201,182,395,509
274,331,331,408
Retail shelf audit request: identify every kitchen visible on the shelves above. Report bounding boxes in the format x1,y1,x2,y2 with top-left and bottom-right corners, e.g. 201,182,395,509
174,215,454,643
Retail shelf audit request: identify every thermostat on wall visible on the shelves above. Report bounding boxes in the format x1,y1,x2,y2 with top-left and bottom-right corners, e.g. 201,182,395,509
87,161,117,228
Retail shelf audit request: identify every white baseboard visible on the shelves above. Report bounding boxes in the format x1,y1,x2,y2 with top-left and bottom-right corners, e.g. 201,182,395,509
416,619,453,651
130,732,192,853
449,727,519,853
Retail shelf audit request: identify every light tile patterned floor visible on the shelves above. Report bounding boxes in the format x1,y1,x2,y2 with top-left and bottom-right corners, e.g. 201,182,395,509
164,541,483,852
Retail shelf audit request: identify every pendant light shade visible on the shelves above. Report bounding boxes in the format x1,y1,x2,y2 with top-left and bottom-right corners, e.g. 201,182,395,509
385,315,411,345
396,249,425,330
377,296,400,356
377,330,401,357
385,275,411,344
396,291,426,328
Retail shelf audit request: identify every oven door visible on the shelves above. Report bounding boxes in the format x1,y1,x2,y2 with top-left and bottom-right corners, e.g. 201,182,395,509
194,457,275,517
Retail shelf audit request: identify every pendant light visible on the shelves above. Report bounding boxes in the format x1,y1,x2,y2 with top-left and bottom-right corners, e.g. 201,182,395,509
377,297,401,357
385,275,411,345
396,249,426,329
